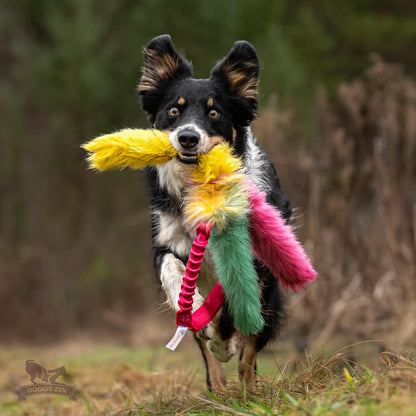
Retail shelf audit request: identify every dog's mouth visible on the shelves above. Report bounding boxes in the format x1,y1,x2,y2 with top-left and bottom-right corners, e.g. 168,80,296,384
177,152,199,165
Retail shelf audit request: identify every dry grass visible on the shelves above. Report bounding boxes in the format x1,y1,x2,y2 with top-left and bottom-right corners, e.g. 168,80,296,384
1,341,415,415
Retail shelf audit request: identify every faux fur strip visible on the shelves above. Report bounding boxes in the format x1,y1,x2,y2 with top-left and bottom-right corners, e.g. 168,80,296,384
247,181,317,290
209,217,264,335
82,129,176,170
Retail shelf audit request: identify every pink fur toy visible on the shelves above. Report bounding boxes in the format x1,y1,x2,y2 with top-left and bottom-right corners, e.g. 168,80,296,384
247,181,317,290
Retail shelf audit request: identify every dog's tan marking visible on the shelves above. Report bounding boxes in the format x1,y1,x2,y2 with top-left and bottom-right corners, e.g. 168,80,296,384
232,127,237,141
238,337,258,388
207,135,227,150
177,97,186,106
207,98,214,108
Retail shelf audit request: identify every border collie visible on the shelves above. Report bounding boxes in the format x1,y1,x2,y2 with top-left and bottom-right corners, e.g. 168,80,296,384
138,35,291,391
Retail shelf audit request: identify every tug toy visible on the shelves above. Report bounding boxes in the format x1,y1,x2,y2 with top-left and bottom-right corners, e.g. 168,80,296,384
82,129,317,350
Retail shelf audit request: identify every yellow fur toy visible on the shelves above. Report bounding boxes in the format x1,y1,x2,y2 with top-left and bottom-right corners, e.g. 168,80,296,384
82,129,176,170
82,128,249,231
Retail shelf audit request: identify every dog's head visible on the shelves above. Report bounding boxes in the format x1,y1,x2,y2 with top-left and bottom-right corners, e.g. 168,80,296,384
137,35,259,164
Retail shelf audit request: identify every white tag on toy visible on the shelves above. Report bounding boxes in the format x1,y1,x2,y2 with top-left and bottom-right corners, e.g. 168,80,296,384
166,325,188,351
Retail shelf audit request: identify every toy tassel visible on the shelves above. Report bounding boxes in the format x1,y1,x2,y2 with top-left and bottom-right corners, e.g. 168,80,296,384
247,181,317,290
209,217,264,335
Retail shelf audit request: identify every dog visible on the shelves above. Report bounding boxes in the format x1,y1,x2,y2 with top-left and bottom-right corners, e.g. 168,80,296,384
137,35,291,391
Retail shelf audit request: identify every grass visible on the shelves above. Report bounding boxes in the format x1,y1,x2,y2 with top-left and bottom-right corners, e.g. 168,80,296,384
0,338,415,416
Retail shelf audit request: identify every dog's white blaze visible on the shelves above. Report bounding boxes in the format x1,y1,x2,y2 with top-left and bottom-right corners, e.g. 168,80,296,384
160,253,205,312
156,211,192,258
243,128,272,193
156,159,191,199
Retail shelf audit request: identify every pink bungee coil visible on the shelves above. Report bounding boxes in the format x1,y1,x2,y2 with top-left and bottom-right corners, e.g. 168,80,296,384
176,223,212,328
166,223,226,351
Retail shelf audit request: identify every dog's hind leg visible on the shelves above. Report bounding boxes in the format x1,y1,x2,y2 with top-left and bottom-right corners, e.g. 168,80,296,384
238,337,258,388
239,265,285,389
194,335,227,392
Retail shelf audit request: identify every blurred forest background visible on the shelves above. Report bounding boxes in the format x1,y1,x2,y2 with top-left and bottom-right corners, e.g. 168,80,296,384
1,0,416,350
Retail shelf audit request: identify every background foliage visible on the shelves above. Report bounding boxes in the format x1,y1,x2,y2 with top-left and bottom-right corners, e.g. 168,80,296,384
1,0,416,345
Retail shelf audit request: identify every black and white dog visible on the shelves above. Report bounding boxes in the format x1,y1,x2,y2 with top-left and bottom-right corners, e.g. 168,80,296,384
138,35,291,391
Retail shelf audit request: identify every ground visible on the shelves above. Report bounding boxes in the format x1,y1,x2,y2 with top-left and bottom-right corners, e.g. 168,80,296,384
1,333,415,416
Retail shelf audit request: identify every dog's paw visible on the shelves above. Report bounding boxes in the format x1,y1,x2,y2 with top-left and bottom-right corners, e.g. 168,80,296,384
207,335,242,363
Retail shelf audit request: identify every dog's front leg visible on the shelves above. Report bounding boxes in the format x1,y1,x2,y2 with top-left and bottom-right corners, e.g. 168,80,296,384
160,252,226,391
160,252,205,312
194,334,227,392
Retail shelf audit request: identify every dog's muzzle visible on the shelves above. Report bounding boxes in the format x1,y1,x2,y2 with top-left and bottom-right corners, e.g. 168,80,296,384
175,128,201,164
169,124,210,165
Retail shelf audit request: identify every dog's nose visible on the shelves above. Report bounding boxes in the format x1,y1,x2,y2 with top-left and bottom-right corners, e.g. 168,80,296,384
178,130,200,150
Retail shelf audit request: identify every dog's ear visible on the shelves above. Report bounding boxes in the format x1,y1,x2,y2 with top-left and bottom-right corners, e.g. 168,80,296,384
138,35,192,117
211,41,259,103
138,35,192,119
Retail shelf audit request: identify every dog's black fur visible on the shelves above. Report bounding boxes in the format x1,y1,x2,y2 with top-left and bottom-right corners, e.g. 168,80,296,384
138,35,291,390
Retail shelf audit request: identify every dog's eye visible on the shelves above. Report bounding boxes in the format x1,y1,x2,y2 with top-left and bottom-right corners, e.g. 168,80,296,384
168,107,180,117
208,109,219,119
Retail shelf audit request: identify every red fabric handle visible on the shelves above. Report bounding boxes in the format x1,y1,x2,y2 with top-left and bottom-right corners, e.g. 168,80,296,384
188,282,225,332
